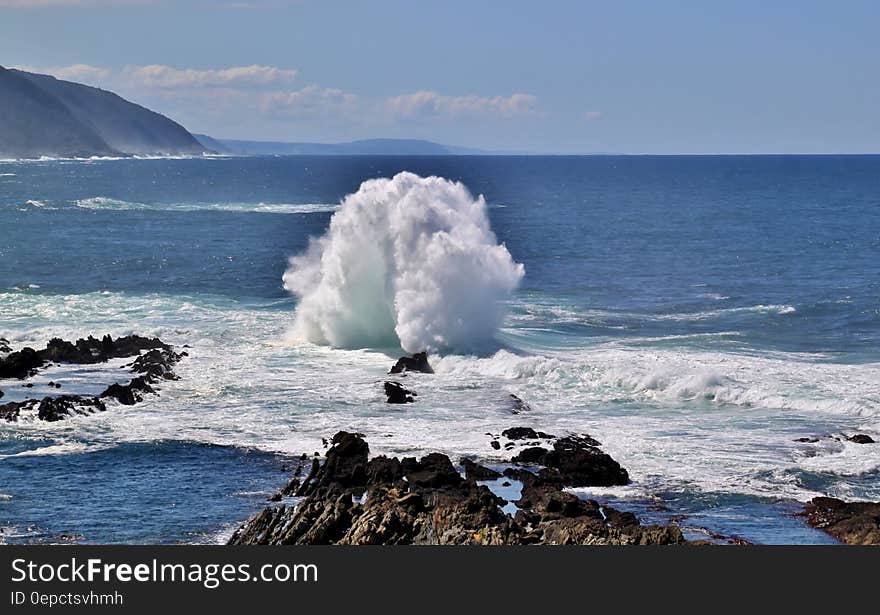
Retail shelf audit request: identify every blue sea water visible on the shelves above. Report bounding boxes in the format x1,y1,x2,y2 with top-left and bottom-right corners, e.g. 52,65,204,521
1,155,878,544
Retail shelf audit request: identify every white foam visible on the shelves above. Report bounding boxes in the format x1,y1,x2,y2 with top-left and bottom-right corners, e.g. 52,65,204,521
72,196,338,214
3,289,878,504
283,172,524,353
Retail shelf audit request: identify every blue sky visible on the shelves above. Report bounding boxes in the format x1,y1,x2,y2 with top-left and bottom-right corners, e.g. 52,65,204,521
1,0,878,153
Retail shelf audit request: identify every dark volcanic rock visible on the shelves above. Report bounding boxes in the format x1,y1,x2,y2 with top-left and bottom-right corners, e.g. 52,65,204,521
384,381,415,404
0,400,29,421
389,352,433,374
229,431,682,546
40,334,168,365
37,396,106,422
511,434,629,487
1,395,108,422
460,458,502,480
0,334,184,422
296,432,369,497
129,348,185,381
402,453,463,489
100,377,154,406
847,434,875,444
0,338,11,353
804,497,880,545
502,426,555,441
0,347,46,379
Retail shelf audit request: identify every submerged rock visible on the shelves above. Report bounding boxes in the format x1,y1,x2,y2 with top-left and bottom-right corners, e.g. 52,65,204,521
384,381,416,404
0,400,27,421
804,497,880,545
507,394,532,414
129,348,185,381
37,396,106,422
847,434,875,444
389,352,433,374
100,377,154,406
229,431,680,545
502,426,555,441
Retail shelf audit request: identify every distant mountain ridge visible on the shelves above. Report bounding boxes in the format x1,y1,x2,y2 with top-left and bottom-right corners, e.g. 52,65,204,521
194,135,490,156
0,65,207,159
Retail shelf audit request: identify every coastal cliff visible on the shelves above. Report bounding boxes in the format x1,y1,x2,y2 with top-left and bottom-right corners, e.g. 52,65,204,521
0,65,207,159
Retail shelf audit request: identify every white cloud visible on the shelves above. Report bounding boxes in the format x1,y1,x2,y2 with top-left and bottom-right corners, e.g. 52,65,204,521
14,63,540,139
122,64,298,88
386,90,539,119
261,86,359,118
34,63,112,83
15,63,298,89
584,110,602,121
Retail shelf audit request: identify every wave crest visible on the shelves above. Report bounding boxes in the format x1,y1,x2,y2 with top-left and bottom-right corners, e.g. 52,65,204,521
283,172,524,353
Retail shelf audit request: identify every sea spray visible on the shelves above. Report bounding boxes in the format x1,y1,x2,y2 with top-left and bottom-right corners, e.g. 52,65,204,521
283,172,524,353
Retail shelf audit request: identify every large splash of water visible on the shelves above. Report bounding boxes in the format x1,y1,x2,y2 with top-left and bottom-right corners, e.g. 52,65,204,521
283,172,524,353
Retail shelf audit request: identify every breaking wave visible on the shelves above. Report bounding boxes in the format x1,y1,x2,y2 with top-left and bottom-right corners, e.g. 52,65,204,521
283,172,524,353
72,197,339,214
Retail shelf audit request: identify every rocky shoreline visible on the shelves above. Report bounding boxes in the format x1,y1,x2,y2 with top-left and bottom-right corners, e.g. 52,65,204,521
226,352,880,546
803,497,880,545
0,334,185,422
228,430,687,545
3,343,877,544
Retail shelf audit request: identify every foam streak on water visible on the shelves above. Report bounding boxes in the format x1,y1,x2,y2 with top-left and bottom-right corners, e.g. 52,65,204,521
2,289,878,506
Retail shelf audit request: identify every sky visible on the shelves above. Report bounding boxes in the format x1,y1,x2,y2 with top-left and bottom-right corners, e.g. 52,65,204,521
1,0,878,153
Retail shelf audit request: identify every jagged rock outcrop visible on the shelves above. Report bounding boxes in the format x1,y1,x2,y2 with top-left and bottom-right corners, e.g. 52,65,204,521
389,352,433,374
460,458,502,480
509,434,630,487
804,497,880,545
0,334,185,422
384,381,416,404
0,347,45,379
228,431,682,546
0,334,171,380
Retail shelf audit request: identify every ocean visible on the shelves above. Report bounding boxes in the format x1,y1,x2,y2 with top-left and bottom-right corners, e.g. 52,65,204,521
1,154,878,544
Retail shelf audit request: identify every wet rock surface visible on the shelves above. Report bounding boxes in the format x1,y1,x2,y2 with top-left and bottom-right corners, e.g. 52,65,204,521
507,393,532,414
0,347,45,379
506,433,629,488
229,431,681,545
0,334,185,422
846,434,875,444
384,381,416,404
389,352,433,374
804,497,880,545
460,458,502,480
